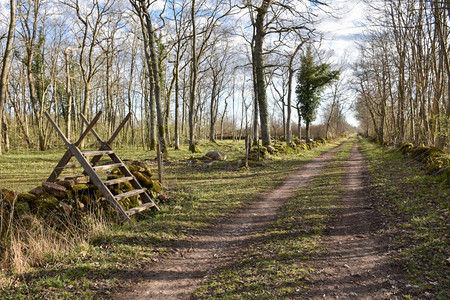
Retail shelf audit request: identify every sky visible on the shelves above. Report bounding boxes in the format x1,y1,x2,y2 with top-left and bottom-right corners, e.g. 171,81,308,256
316,0,368,63
0,0,370,128
313,0,369,127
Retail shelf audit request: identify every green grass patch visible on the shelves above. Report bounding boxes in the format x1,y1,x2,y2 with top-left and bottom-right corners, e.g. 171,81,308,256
0,138,350,299
192,139,355,299
358,138,449,298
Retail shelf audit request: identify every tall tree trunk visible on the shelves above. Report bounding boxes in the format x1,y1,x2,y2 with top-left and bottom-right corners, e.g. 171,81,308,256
189,0,198,152
174,56,180,149
9,90,32,148
220,100,228,140
146,19,168,155
286,69,294,145
252,0,273,146
209,75,217,142
0,0,16,155
2,112,9,152
305,120,310,142
286,42,303,145
149,69,157,150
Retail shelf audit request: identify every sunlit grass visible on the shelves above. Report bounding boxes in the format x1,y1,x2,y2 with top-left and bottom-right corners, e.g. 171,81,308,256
359,138,449,298
0,138,349,299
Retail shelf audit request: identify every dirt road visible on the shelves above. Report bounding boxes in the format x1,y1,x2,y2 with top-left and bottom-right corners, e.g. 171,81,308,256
116,140,407,299
305,140,407,299
116,143,347,299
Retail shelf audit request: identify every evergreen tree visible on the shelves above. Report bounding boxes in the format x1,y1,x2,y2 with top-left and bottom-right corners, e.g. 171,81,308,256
296,46,339,141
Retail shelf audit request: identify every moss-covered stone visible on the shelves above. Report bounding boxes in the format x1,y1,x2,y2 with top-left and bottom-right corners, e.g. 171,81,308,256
119,196,132,210
265,145,276,154
107,174,121,180
119,181,133,192
72,184,90,193
151,180,162,193
17,192,37,203
110,168,123,176
128,165,140,174
399,143,413,154
411,146,432,160
134,171,153,189
1,189,16,202
141,167,152,178
29,186,45,197
37,195,59,213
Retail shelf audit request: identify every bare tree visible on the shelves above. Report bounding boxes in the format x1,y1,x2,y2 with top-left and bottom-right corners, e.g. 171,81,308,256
130,0,168,154
0,0,16,155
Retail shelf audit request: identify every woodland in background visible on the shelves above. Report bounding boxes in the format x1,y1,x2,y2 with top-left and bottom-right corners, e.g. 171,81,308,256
0,0,448,156
355,0,450,151
0,0,356,155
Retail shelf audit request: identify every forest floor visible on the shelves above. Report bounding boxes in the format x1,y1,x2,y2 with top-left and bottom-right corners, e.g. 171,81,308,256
115,139,415,299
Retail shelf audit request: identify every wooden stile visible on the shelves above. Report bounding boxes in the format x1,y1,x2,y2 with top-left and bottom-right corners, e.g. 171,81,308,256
44,111,159,221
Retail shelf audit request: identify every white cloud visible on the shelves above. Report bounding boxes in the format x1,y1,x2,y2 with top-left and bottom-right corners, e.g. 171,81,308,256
309,0,369,127
314,0,368,63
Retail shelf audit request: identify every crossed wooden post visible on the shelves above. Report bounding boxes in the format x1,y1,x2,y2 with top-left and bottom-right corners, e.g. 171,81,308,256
44,111,159,221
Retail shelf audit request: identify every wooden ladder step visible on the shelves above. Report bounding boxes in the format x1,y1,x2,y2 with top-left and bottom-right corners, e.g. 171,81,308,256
125,202,156,216
58,174,86,180
92,163,124,171
56,163,81,170
103,176,134,186
82,150,115,157
115,189,145,200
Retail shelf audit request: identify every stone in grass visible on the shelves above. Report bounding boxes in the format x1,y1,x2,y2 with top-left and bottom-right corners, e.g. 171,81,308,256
56,179,75,190
30,186,45,197
42,182,68,199
204,150,227,161
17,192,37,203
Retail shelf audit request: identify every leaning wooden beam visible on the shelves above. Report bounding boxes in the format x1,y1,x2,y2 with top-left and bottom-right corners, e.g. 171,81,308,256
47,151,73,182
80,113,131,166
80,113,104,145
44,112,71,147
108,113,131,145
44,112,73,182
69,144,130,221
74,111,103,147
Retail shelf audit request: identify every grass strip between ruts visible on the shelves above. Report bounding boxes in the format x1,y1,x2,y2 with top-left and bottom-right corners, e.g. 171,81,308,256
193,139,355,299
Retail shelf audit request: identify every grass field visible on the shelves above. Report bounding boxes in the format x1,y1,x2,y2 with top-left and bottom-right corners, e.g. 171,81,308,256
0,138,349,299
1,137,448,299
0,140,245,193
